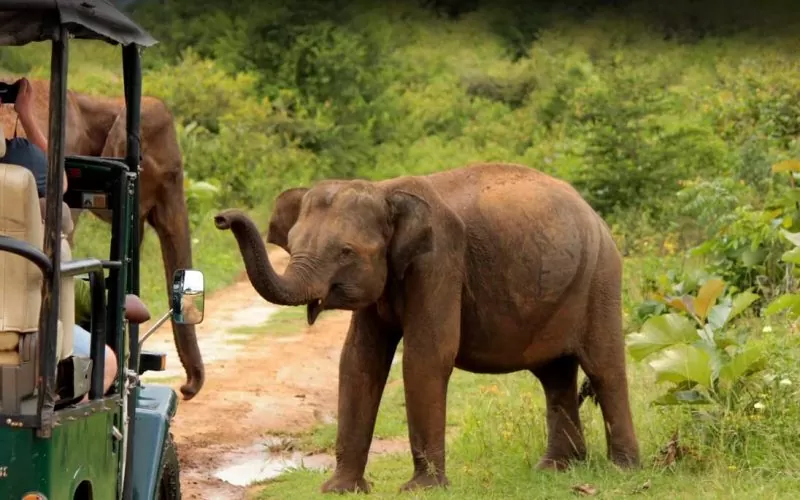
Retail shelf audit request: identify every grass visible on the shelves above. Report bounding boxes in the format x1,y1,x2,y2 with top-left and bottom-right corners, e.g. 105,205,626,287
254,355,800,499
229,306,309,337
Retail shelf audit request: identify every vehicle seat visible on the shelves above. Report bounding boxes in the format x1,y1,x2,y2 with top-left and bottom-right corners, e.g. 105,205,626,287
0,162,76,412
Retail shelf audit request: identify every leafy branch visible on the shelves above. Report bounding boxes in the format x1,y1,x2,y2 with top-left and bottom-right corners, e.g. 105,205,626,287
627,278,762,407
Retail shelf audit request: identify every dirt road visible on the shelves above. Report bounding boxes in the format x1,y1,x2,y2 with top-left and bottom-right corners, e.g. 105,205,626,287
139,247,405,499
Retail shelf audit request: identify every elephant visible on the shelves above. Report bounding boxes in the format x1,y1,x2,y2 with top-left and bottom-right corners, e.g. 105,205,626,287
1,78,204,400
214,162,640,493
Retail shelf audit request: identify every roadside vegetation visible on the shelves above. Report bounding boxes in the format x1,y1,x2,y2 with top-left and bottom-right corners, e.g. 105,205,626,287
4,0,800,497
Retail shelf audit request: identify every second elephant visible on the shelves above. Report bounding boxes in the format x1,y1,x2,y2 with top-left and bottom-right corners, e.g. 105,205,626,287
215,162,640,493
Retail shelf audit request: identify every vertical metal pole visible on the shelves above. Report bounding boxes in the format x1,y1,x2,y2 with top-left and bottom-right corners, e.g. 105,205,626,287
121,42,142,500
36,25,68,438
87,270,107,400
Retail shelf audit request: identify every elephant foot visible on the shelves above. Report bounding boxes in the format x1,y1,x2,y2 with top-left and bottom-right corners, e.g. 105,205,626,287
399,473,449,492
535,451,585,472
320,475,371,494
610,448,641,470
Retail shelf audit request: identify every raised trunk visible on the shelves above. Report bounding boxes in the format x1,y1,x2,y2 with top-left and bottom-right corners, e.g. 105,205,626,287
214,210,314,306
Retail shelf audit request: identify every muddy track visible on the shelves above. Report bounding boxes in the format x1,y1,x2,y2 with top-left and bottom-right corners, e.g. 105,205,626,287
139,246,405,499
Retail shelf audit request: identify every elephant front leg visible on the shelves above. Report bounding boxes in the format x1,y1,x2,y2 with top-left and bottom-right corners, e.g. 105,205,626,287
321,309,401,494
400,352,455,491
398,291,460,492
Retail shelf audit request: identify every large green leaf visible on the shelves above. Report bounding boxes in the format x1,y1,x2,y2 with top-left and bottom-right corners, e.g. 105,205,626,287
780,229,800,248
782,247,800,264
718,346,766,387
764,294,800,317
727,291,759,324
648,344,713,387
626,313,699,361
707,303,732,331
741,248,766,267
187,180,220,193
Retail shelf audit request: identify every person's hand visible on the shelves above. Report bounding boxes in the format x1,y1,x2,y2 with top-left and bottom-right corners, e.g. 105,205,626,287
13,78,34,118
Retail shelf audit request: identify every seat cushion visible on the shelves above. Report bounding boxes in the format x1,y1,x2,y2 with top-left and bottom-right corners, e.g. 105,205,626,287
0,163,44,332
0,331,18,350
0,163,44,365
0,350,18,365
0,163,76,365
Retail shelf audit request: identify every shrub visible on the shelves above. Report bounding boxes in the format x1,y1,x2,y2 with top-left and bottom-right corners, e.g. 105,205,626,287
627,278,763,410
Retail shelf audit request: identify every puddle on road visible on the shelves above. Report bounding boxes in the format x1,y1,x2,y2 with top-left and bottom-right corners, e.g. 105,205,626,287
212,436,409,488
213,437,334,487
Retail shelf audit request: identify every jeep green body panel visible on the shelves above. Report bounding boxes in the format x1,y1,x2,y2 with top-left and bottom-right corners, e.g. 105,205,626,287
0,400,120,499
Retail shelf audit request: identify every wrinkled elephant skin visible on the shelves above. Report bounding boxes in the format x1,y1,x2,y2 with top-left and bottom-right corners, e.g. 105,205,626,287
215,163,640,492
1,78,204,400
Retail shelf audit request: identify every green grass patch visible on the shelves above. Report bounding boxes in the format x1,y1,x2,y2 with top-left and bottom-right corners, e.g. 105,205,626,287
255,331,800,499
229,306,309,337
256,458,800,499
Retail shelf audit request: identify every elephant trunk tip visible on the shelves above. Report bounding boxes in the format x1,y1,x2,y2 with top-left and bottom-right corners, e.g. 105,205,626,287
180,371,204,401
214,209,247,230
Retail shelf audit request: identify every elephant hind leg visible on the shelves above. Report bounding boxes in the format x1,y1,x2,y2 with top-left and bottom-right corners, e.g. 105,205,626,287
577,275,640,468
532,355,586,471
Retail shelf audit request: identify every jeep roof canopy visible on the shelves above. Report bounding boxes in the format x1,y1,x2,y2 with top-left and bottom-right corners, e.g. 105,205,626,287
0,0,156,47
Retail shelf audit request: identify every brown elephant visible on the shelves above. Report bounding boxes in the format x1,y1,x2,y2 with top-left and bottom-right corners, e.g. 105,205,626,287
1,78,204,400
214,162,640,493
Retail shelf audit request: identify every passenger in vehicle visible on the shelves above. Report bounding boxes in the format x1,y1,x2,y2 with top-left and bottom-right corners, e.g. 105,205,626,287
1,78,151,398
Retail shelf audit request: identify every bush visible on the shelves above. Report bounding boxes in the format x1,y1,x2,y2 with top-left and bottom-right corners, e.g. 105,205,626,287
627,278,763,410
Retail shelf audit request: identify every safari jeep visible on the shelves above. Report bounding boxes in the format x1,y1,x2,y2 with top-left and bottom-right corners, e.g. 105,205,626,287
0,1,204,499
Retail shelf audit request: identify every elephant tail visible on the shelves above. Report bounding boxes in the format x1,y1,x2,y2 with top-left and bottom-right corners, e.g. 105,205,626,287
577,376,598,408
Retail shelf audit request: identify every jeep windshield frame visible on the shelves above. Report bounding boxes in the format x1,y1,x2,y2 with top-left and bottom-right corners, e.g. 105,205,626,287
0,0,156,438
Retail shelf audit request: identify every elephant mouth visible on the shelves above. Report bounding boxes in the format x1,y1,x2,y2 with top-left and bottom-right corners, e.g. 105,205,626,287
307,299,324,326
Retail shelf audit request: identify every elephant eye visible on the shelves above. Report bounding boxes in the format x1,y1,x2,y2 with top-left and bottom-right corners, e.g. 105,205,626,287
340,246,355,257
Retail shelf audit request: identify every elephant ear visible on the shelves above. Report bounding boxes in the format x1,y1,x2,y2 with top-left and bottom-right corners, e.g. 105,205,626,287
267,187,308,252
387,190,434,280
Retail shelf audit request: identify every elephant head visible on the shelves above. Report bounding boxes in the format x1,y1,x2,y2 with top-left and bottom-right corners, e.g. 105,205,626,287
215,178,436,324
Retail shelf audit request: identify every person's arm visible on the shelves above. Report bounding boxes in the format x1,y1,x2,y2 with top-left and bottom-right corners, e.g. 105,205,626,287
14,78,68,193
15,80,48,153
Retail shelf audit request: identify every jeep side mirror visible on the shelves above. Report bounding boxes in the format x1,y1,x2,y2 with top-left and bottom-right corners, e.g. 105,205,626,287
171,269,205,325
